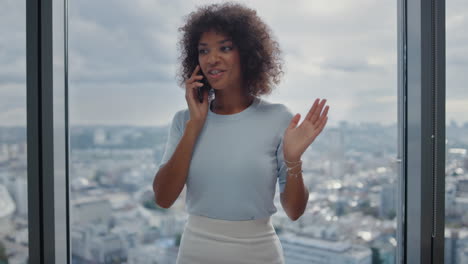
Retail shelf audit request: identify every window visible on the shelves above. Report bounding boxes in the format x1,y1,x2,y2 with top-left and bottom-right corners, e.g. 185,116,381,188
0,1,28,263
69,1,398,263
25,0,448,263
445,0,468,263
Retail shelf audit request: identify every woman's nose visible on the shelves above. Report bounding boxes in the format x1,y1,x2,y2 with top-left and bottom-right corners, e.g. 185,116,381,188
207,51,220,64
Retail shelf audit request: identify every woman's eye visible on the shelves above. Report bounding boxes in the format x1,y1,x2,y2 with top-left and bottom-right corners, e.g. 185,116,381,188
198,49,208,54
222,46,233,52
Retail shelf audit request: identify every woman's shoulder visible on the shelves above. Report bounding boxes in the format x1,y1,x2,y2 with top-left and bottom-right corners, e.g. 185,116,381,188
174,108,190,119
170,108,190,128
257,98,294,119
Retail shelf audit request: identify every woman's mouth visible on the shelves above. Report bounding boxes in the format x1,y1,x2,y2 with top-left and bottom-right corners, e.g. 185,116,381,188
208,70,225,79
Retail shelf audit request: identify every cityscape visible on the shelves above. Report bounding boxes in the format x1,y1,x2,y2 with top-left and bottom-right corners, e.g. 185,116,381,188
1,120,467,263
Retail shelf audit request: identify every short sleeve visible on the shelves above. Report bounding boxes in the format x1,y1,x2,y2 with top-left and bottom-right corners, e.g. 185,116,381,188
276,133,288,194
276,105,294,194
158,110,186,171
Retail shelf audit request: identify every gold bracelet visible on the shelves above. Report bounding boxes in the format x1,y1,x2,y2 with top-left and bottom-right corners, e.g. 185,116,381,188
287,169,303,178
284,159,302,165
284,159,302,168
285,162,302,171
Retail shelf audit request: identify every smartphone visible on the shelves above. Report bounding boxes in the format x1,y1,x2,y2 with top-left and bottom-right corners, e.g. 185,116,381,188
197,71,211,103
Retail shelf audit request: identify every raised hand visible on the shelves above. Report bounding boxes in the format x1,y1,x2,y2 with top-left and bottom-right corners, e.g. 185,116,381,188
185,65,210,126
283,98,329,161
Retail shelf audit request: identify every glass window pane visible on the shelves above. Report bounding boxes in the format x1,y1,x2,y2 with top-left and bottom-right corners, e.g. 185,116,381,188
0,0,28,263
445,1,468,263
69,1,398,263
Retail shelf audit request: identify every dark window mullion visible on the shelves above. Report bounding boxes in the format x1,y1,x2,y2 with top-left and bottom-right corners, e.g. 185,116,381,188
26,0,68,263
405,0,445,263
432,0,446,262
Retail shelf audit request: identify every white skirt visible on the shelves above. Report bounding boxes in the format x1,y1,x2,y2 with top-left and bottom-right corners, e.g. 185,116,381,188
176,214,285,264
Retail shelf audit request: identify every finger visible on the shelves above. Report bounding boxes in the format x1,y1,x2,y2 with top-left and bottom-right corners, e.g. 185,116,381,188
187,76,203,84
187,73,203,86
185,82,203,102
319,105,329,120
305,98,320,121
317,116,328,135
192,85,206,103
310,99,327,124
186,87,198,106
313,110,328,131
189,84,202,99
287,113,301,130
186,75,200,84
309,116,327,140
191,82,204,88
185,80,203,93
191,65,200,76
189,65,201,79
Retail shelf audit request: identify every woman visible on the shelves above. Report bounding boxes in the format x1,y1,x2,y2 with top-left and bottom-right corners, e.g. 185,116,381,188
153,2,329,264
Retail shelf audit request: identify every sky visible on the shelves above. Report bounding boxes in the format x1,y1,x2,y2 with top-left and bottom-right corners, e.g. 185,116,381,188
0,0,467,127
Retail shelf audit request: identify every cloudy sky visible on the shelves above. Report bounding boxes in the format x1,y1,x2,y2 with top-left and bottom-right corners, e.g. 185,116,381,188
1,0,467,127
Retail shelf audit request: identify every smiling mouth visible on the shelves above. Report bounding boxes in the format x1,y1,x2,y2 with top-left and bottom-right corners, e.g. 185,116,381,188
208,70,225,79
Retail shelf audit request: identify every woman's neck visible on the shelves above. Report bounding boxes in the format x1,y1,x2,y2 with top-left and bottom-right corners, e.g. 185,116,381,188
211,92,255,115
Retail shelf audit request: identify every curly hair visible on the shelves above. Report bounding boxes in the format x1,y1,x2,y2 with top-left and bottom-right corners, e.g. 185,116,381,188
177,2,284,96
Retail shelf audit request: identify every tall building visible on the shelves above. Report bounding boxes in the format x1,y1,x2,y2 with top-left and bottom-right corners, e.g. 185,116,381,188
327,128,346,179
0,184,15,234
71,223,127,264
445,228,468,264
71,197,112,225
379,183,396,219
10,176,28,217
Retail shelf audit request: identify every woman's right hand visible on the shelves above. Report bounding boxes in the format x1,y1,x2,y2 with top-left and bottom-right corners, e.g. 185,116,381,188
185,65,209,129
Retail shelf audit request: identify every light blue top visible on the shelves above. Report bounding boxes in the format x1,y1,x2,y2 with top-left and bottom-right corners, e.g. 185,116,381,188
157,96,294,220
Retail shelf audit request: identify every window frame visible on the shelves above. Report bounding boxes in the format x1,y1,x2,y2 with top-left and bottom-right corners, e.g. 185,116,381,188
403,0,446,263
26,0,69,263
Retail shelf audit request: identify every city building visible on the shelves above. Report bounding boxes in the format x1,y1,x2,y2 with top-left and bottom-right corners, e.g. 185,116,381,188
0,184,15,234
279,233,372,264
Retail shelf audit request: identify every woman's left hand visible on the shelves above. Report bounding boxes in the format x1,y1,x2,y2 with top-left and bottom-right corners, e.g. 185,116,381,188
283,98,329,162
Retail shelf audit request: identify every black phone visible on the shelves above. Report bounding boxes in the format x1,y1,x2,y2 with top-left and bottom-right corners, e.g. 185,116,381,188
197,71,211,103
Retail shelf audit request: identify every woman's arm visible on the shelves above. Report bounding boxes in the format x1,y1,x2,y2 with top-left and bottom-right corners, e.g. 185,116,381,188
280,161,309,221
281,98,328,221
152,120,202,208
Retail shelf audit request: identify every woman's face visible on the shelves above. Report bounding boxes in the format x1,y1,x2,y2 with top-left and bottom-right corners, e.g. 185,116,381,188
198,30,243,91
